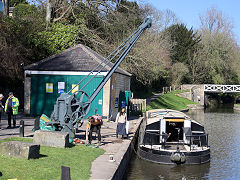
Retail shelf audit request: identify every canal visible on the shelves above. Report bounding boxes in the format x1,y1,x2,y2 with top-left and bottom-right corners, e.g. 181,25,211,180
126,104,240,179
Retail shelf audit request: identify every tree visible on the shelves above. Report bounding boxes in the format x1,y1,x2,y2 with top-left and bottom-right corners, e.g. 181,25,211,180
0,16,37,84
13,3,38,17
10,0,28,7
29,22,89,59
141,4,179,32
186,45,207,83
196,7,240,84
171,62,189,85
121,31,172,86
200,7,233,35
166,23,201,64
196,31,239,84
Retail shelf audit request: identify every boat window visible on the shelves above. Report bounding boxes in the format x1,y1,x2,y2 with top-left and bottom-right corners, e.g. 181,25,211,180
191,122,204,131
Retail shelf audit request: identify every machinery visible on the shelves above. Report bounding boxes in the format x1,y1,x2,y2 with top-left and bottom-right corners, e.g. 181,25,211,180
42,18,152,141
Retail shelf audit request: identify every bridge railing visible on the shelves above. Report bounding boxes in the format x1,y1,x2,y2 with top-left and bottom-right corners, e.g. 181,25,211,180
204,84,240,93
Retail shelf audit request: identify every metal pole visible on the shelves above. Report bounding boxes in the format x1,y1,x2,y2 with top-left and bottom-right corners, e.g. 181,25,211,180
19,120,24,137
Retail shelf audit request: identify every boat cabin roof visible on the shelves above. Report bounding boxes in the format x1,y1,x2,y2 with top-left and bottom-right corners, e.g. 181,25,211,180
146,109,202,126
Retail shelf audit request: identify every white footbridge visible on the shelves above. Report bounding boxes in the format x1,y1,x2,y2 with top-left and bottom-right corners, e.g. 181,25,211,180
204,84,240,93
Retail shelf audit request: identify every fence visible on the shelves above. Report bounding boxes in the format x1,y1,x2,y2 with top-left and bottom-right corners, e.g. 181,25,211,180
162,85,183,94
130,99,146,116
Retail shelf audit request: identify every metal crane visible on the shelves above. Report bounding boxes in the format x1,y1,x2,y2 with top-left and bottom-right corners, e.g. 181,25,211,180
44,18,152,140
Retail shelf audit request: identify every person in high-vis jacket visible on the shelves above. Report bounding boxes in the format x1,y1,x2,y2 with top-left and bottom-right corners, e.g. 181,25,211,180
0,94,4,129
5,92,19,128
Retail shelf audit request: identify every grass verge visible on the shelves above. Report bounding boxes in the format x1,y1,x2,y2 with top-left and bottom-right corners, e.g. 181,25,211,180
0,137,104,180
147,90,197,111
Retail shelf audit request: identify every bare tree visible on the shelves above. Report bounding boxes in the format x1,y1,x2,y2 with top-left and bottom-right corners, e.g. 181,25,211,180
141,4,179,32
199,7,233,35
121,31,172,85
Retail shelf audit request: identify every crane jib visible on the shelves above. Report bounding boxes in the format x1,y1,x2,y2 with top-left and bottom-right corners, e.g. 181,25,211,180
45,18,152,141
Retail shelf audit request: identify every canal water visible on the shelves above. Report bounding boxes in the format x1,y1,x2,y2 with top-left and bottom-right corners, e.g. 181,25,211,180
126,104,240,179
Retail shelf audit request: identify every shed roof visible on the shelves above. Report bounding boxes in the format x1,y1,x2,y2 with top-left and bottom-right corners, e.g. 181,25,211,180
25,44,131,76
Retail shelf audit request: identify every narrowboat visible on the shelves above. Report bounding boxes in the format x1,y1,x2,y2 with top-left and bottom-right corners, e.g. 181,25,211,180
138,109,210,164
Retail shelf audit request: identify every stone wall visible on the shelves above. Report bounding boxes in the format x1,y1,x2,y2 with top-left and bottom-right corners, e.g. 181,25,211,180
182,84,205,106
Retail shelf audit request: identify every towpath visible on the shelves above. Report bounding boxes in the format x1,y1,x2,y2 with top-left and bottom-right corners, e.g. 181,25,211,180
0,112,143,179
146,92,162,104
76,116,143,180
0,113,35,140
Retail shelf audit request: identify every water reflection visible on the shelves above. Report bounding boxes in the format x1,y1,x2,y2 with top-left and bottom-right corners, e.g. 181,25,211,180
127,155,210,180
127,105,240,179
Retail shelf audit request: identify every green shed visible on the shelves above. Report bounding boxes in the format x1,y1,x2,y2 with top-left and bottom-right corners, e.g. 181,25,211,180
24,44,131,119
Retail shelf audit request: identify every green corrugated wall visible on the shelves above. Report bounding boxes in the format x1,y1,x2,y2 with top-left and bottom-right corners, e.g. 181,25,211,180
30,74,103,117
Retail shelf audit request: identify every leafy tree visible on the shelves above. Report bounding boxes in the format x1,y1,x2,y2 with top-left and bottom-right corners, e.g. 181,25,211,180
10,0,28,7
171,62,189,85
29,22,89,59
13,3,38,17
196,31,239,84
166,24,201,64
0,16,38,84
193,7,240,84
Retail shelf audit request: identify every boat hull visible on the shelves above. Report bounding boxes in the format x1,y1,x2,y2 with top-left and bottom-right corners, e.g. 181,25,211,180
138,146,210,165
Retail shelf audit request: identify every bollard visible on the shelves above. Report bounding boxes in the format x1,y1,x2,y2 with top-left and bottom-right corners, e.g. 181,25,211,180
34,117,40,131
61,166,71,180
19,120,24,137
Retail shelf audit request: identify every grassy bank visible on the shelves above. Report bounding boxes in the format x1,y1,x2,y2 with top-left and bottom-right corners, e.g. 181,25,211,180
0,137,104,180
147,90,197,111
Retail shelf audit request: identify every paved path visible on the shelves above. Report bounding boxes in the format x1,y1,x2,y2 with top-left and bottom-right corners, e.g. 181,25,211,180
0,113,35,140
76,117,142,180
0,113,142,179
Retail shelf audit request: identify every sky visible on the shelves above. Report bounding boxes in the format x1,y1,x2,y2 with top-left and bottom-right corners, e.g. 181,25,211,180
141,0,240,43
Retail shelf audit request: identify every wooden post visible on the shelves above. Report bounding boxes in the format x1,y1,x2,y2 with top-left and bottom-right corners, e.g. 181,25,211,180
61,166,71,180
34,117,40,131
19,120,24,137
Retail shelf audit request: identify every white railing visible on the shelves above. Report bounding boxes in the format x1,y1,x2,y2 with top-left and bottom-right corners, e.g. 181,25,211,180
204,84,240,93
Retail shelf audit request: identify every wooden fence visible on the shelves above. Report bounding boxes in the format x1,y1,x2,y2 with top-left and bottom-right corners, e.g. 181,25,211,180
162,85,183,94
130,99,146,115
